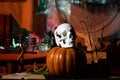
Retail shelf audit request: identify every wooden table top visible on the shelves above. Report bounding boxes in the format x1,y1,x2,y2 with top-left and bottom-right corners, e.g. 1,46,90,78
0,52,47,61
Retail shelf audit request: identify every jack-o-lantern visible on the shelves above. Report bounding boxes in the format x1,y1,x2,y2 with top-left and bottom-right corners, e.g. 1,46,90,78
46,23,86,77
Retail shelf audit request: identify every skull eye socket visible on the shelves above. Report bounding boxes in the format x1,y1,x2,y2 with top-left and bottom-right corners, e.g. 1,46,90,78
69,33,72,39
62,31,67,37
56,32,61,38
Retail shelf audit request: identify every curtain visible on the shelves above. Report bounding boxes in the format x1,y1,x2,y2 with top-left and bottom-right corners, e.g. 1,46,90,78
0,15,11,46
0,0,38,32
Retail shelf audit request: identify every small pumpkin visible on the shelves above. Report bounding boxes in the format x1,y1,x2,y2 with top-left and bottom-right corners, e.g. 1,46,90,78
46,47,81,77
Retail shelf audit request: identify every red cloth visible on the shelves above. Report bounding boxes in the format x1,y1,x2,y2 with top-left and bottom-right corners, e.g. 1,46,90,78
0,15,11,45
0,0,38,32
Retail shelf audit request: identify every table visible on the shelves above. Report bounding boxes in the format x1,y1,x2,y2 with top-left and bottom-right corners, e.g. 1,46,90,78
0,52,47,61
0,52,47,74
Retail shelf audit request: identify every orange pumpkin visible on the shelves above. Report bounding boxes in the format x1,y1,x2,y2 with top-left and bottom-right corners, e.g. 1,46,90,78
46,47,83,77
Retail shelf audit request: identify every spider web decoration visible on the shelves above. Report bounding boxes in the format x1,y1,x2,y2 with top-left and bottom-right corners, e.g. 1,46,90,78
46,0,71,32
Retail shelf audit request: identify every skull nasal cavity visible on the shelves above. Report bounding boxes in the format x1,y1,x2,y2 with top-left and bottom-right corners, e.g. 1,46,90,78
62,31,67,36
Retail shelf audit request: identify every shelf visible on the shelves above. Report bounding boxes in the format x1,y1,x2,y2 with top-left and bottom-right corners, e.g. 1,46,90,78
0,52,47,61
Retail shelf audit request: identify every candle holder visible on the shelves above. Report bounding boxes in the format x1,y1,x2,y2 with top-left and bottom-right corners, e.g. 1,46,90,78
17,35,25,72
30,37,37,52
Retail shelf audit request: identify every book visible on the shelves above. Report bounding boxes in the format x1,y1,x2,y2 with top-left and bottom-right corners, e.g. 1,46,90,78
1,72,46,80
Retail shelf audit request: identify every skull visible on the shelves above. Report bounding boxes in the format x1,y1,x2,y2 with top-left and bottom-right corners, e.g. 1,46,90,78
54,23,76,48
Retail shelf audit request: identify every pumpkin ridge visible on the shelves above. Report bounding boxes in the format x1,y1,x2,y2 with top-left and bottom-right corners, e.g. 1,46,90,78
66,48,72,74
46,47,59,75
53,47,61,76
71,49,76,66
70,48,76,73
59,48,66,76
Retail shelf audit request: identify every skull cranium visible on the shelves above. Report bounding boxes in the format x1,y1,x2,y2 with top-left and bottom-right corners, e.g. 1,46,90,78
54,23,76,48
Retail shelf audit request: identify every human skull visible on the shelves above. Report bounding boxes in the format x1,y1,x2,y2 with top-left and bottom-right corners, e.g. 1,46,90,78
54,23,76,48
